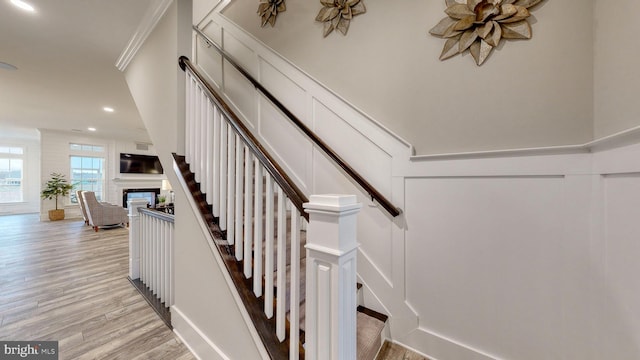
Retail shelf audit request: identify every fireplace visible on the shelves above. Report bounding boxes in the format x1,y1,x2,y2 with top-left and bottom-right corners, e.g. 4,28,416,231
123,188,160,208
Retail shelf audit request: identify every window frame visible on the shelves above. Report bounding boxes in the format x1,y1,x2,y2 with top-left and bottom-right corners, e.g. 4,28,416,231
69,143,106,204
0,146,26,204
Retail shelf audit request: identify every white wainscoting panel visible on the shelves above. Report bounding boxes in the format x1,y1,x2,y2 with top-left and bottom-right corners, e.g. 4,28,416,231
199,19,222,47
405,176,571,360
194,34,223,90
313,98,393,198
602,173,640,359
259,57,308,125
258,95,312,192
223,63,257,129
222,30,257,76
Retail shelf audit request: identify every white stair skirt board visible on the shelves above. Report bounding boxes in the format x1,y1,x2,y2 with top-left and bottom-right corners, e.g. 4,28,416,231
171,306,233,360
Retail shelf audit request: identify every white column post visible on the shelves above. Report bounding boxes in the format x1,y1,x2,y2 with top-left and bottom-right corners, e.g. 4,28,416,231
304,194,362,360
128,199,149,280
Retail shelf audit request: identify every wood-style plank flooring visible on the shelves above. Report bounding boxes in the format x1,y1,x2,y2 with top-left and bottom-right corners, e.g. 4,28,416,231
0,214,195,360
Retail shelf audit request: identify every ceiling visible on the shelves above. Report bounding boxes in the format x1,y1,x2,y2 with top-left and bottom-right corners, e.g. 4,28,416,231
0,0,155,142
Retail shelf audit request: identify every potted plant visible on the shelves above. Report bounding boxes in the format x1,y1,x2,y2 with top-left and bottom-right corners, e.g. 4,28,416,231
41,172,74,221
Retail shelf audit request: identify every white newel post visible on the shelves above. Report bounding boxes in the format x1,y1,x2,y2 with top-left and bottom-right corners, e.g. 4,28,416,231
304,195,362,360
128,199,149,280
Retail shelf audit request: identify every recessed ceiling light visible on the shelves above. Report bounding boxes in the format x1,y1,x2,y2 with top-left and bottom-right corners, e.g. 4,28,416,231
10,0,35,12
0,62,18,71
103,107,114,113
88,127,97,132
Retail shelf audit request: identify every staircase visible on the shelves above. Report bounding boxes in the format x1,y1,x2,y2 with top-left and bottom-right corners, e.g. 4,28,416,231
174,150,388,359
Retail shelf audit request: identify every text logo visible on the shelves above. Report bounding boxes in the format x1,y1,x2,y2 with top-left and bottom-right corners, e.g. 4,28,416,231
1,341,58,359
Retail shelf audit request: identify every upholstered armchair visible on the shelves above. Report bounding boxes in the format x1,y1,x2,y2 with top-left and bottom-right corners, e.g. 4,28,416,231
81,191,129,232
76,190,90,225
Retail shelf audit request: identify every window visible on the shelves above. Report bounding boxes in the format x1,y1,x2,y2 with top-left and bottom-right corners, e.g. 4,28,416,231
70,156,105,204
70,143,104,153
69,143,106,203
0,146,24,203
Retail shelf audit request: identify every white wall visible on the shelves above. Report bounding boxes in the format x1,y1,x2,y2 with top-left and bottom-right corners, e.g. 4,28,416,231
0,127,40,215
594,0,640,138
124,1,266,358
216,0,594,155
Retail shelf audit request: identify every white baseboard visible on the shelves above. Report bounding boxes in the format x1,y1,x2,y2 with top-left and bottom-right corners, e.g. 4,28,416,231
171,305,231,360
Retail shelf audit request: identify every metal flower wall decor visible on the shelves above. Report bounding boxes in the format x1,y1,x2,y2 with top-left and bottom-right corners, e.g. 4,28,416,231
430,0,544,65
315,0,366,37
258,0,286,27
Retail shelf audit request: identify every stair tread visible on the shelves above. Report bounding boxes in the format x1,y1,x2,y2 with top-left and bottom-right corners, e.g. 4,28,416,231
357,305,388,324
357,309,386,360
375,341,429,360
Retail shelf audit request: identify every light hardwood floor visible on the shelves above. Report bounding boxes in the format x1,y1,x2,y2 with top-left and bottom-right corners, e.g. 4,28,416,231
0,214,195,360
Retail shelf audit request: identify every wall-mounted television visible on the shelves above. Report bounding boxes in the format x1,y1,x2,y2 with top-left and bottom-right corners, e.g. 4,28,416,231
120,153,163,174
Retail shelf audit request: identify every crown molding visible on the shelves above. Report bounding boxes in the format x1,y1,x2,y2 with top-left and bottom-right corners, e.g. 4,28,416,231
115,0,174,72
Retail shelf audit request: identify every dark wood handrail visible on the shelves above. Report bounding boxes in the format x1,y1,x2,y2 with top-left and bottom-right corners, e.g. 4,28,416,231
192,26,401,218
180,56,310,221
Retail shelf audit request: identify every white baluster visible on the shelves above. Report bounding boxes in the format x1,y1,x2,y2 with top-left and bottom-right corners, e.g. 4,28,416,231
149,216,154,294
303,195,362,360
164,220,170,303
159,219,164,298
226,128,236,244
289,205,300,360
235,139,244,261
141,213,147,284
169,222,175,307
146,214,151,286
197,87,204,182
143,213,148,284
264,175,274,318
218,116,228,232
185,74,193,164
153,217,159,295
156,217,160,297
146,214,151,290
158,219,164,298
276,187,286,341
243,150,254,279
201,99,216,204
148,214,153,288
253,162,263,297
209,102,218,210
164,221,171,305
202,99,208,203
193,86,202,182
159,221,169,302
